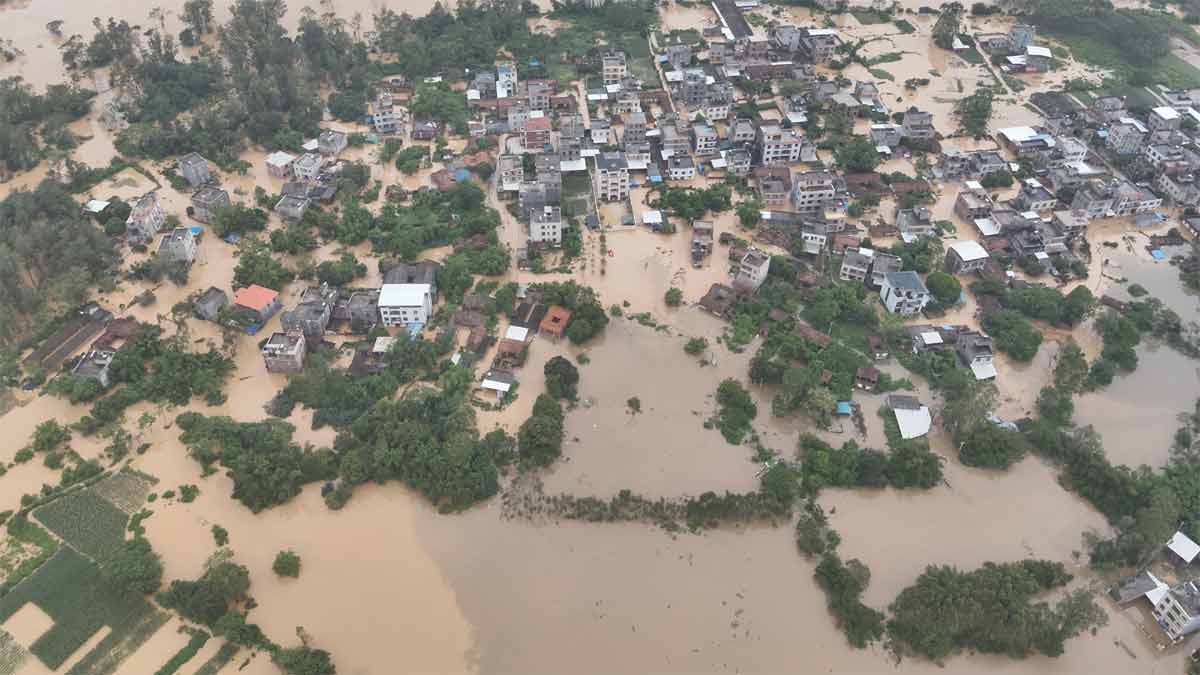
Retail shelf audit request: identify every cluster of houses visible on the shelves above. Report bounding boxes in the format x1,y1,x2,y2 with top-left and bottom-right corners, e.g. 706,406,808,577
1111,531,1200,644
263,130,352,224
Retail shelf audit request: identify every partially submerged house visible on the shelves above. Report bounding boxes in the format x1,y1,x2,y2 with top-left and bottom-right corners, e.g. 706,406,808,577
156,227,198,265
261,331,306,374
126,192,166,244
888,395,932,439
193,287,228,321
233,284,281,325
190,186,230,224
177,152,212,187
539,305,572,340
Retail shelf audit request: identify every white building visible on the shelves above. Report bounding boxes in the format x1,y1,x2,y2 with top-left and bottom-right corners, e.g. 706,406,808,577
792,170,837,214
594,152,630,202
265,151,296,179
1152,580,1200,643
757,123,803,165
293,153,323,182
529,205,563,246
880,271,930,316
737,248,771,290
379,283,433,327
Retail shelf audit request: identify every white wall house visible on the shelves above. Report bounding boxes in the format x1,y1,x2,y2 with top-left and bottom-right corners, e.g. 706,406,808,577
880,271,930,316
379,283,433,327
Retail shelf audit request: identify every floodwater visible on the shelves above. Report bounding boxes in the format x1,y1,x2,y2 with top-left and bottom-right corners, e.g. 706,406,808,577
1074,241,1200,468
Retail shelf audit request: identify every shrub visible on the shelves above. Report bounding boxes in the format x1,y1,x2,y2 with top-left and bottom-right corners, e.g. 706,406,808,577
272,549,301,578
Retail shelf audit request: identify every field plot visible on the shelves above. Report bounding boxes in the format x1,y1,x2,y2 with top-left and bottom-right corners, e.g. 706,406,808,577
0,547,166,672
0,630,29,675
89,470,156,515
193,642,239,675
34,492,129,562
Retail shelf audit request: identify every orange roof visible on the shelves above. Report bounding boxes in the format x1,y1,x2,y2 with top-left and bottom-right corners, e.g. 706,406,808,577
525,117,551,132
233,284,279,310
539,305,573,334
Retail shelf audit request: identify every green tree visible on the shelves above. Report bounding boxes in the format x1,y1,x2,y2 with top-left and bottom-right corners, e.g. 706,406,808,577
664,287,683,307
959,424,1028,469
103,536,163,594
211,525,229,547
1053,338,1089,394
273,645,337,675
834,135,881,173
233,239,294,290
543,356,580,401
684,337,708,356
273,549,302,578
518,394,564,467
737,201,761,228
925,271,961,305
982,310,1043,361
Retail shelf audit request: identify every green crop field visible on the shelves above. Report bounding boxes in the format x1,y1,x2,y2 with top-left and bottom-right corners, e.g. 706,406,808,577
89,470,156,515
194,642,239,675
34,491,128,562
0,631,30,675
0,547,165,672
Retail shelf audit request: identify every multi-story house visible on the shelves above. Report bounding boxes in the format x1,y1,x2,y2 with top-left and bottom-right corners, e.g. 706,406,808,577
664,42,692,69
1150,106,1182,133
379,282,433,327
955,330,996,380
869,253,903,288
772,25,804,52
523,115,552,151
756,168,791,207
880,271,931,316
265,151,296,179
1157,172,1200,207
1152,581,1200,643
318,129,348,156
895,207,935,241
527,81,552,112
1014,178,1057,212
758,123,803,165
693,123,718,156
156,227,197,265
371,96,400,134
190,186,229,225
954,187,994,221
667,153,696,181
800,28,839,62
728,118,757,145
498,155,524,193
792,170,837,214
602,51,627,87
944,240,990,274
1051,209,1088,241
737,248,771,290
262,332,306,374
622,111,647,146
595,152,630,202
293,153,323,182
870,123,903,149
529,205,563,246
177,152,211,187
1107,120,1148,155
126,191,166,243
497,63,517,98
840,247,875,283
901,108,936,140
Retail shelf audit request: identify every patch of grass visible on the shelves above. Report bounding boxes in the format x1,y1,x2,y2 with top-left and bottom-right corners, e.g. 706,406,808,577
153,628,209,675
0,547,166,672
851,9,892,25
894,19,916,34
1070,89,1096,105
1004,75,1027,92
34,491,128,562
193,642,238,675
1052,31,1200,88
0,519,58,599
869,68,895,81
958,47,984,64
88,470,156,515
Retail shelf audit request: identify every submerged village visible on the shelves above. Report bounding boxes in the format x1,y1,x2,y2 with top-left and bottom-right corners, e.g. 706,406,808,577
4,0,1200,673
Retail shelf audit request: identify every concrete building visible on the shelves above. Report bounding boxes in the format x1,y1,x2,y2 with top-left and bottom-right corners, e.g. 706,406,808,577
274,195,310,224
622,111,647,146
880,271,930,316
667,153,696,181
868,252,903,288
955,330,996,380
156,227,197,265
954,187,994,221
379,283,433,327
265,151,296,179
371,97,400,134
1149,106,1182,133
901,108,936,140
261,331,307,374
280,286,335,339
177,152,211,187
595,152,630,202
498,154,524,193
233,284,281,324
840,247,875,283
1107,120,1147,155
529,205,563,246
602,51,627,87
293,153,323,182
792,170,837,214
523,115,552,151
1152,581,1200,643
1051,209,1088,241
693,123,719,156
758,124,803,165
190,186,229,224
1015,178,1057,212
126,192,166,243
944,240,990,274
895,207,935,241
318,129,348,156
737,248,771,291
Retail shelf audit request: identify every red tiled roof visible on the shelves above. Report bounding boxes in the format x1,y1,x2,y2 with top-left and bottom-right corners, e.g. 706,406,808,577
234,284,279,310
525,117,552,132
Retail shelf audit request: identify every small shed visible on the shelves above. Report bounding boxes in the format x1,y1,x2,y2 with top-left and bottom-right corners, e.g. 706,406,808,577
1168,531,1200,564
888,395,931,439
481,370,515,397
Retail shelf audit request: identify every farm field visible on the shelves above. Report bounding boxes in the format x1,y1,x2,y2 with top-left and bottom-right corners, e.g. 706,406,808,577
0,547,166,672
34,492,129,563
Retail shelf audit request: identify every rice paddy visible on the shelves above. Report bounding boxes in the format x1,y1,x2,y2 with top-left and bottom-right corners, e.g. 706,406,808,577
34,491,129,563
0,631,29,675
89,470,157,515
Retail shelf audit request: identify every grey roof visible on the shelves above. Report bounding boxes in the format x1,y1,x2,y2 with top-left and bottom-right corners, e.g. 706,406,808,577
886,394,922,410
383,260,440,285
886,271,928,293
596,152,628,171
